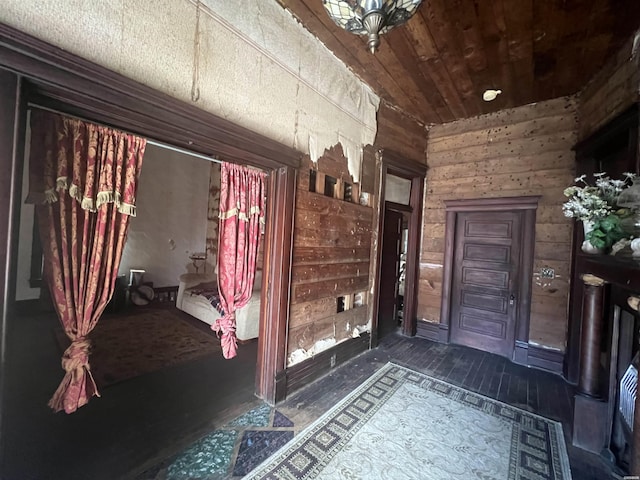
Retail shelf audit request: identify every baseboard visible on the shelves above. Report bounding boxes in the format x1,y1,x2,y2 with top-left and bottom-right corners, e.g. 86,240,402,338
415,320,440,342
438,323,449,343
527,345,565,375
284,333,370,398
514,340,529,366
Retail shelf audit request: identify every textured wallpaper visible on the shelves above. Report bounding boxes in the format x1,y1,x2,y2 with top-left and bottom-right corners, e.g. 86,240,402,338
0,0,379,179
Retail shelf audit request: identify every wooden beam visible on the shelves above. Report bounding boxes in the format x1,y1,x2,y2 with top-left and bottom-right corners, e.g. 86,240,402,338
256,166,297,404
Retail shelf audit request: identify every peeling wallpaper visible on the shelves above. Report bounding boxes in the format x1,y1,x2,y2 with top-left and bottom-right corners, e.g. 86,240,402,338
0,0,379,178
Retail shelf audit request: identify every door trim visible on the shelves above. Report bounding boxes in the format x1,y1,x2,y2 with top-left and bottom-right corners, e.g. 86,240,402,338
0,23,300,404
371,149,426,346
440,196,540,363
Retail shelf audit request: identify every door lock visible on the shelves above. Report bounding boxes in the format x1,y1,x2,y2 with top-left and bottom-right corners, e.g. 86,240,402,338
509,294,516,306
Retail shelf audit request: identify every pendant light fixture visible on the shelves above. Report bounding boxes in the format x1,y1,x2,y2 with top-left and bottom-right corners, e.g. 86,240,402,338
322,0,423,54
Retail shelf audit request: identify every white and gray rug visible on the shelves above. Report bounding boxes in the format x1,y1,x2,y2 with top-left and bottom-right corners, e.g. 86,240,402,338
245,363,572,479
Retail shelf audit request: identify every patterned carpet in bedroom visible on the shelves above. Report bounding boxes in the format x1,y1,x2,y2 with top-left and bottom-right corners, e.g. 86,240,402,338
55,308,221,387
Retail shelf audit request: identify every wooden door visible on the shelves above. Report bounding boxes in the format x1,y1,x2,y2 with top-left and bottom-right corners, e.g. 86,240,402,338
378,208,403,339
449,211,523,358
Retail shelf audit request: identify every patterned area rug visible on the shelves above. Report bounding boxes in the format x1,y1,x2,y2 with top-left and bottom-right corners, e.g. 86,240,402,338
55,309,221,387
245,363,572,480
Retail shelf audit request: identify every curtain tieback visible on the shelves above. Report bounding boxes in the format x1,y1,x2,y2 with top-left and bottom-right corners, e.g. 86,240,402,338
61,338,92,375
212,314,236,336
212,314,238,359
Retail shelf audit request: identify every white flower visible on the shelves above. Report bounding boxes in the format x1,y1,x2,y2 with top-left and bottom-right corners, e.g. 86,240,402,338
563,172,636,221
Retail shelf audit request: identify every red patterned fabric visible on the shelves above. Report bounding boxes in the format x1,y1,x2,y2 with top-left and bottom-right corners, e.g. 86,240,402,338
29,110,146,413
215,163,266,359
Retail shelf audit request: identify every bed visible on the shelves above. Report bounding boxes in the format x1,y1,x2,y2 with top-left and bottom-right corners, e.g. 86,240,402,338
175,271,262,341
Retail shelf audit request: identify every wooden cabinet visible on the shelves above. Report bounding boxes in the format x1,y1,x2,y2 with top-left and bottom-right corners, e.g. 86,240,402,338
566,105,639,473
566,105,639,383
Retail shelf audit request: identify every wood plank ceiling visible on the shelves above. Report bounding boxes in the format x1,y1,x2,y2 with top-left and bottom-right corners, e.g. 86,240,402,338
276,0,640,125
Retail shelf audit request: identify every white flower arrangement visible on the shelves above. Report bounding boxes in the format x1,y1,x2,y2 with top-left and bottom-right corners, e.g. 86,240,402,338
563,172,636,221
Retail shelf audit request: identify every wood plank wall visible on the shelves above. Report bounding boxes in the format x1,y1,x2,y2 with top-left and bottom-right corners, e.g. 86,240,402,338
579,30,640,141
287,145,374,363
420,96,578,351
376,101,428,164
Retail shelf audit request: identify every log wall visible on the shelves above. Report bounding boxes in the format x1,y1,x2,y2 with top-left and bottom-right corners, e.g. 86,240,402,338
287,145,374,364
578,30,640,141
376,101,428,164
420,96,578,351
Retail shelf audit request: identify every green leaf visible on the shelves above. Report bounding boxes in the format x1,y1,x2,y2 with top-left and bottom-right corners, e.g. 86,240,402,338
600,216,617,231
590,236,606,249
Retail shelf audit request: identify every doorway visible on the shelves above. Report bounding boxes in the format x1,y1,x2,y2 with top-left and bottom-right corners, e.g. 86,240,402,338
0,28,301,411
378,205,410,339
440,197,539,361
372,150,426,345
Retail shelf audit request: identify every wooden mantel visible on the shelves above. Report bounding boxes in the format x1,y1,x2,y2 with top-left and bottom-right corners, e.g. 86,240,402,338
582,254,640,292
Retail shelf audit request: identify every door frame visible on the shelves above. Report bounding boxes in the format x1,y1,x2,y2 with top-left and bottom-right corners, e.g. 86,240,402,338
440,196,539,364
0,24,300,404
371,149,426,346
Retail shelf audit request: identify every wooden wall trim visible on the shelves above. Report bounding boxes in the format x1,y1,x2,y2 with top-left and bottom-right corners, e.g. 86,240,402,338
371,149,427,342
370,150,384,348
0,70,24,464
527,345,565,375
0,23,301,170
444,196,542,211
403,173,425,336
256,166,297,404
516,208,537,348
415,320,439,342
514,340,529,365
439,210,456,334
285,333,370,396
383,149,429,177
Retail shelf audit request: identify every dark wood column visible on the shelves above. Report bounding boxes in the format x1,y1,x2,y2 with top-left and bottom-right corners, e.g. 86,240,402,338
0,70,23,466
578,274,606,397
255,166,296,405
572,273,609,453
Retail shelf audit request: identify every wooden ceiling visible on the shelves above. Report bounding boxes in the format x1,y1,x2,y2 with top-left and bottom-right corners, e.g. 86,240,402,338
276,0,640,125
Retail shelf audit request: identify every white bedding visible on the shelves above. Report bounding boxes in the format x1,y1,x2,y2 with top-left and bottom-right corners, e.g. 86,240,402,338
176,272,261,341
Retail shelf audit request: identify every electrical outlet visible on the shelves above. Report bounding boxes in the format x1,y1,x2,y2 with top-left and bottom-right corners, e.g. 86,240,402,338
330,354,336,368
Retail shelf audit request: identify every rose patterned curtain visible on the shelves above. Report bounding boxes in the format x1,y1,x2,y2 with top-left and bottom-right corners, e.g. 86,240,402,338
28,110,146,413
215,162,266,359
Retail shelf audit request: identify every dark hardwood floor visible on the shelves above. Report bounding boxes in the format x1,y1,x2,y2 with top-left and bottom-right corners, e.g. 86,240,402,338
0,305,261,480
1,307,620,479
278,333,618,480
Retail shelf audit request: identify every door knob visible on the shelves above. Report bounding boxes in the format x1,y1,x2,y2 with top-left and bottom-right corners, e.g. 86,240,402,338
509,294,516,306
